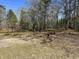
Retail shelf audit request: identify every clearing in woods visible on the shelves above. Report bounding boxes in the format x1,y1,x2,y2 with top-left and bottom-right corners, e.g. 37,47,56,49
0,31,79,59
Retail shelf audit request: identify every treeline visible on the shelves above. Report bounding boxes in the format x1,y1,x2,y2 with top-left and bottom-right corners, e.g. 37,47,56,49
0,0,79,32
62,0,79,31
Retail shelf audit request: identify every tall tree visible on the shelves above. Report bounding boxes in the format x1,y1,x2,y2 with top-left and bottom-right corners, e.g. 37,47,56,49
26,0,61,31
19,9,27,31
61,0,79,29
0,5,6,30
39,0,51,30
7,9,17,32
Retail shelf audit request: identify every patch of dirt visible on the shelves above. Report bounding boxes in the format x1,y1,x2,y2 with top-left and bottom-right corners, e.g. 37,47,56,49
0,38,27,48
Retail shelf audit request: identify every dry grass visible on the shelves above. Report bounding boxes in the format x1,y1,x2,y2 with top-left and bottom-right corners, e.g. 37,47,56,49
0,31,79,59
0,43,79,59
0,43,69,59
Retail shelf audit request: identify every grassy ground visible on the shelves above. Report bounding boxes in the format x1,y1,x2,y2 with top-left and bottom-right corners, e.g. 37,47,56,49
0,43,68,59
0,31,79,59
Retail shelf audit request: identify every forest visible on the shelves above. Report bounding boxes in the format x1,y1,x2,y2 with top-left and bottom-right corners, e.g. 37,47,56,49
0,0,79,32
0,0,79,59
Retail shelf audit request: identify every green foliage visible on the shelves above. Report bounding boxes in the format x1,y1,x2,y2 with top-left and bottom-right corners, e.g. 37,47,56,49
19,10,28,31
58,19,67,28
19,19,27,31
7,9,17,31
75,19,79,32
37,0,51,30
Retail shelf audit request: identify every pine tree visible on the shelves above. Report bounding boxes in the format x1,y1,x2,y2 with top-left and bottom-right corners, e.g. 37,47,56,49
19,10,27,31
7,9,17,32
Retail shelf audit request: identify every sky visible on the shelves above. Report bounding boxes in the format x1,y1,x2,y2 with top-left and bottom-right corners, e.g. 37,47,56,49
0,0,30,16
0,0,63,19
